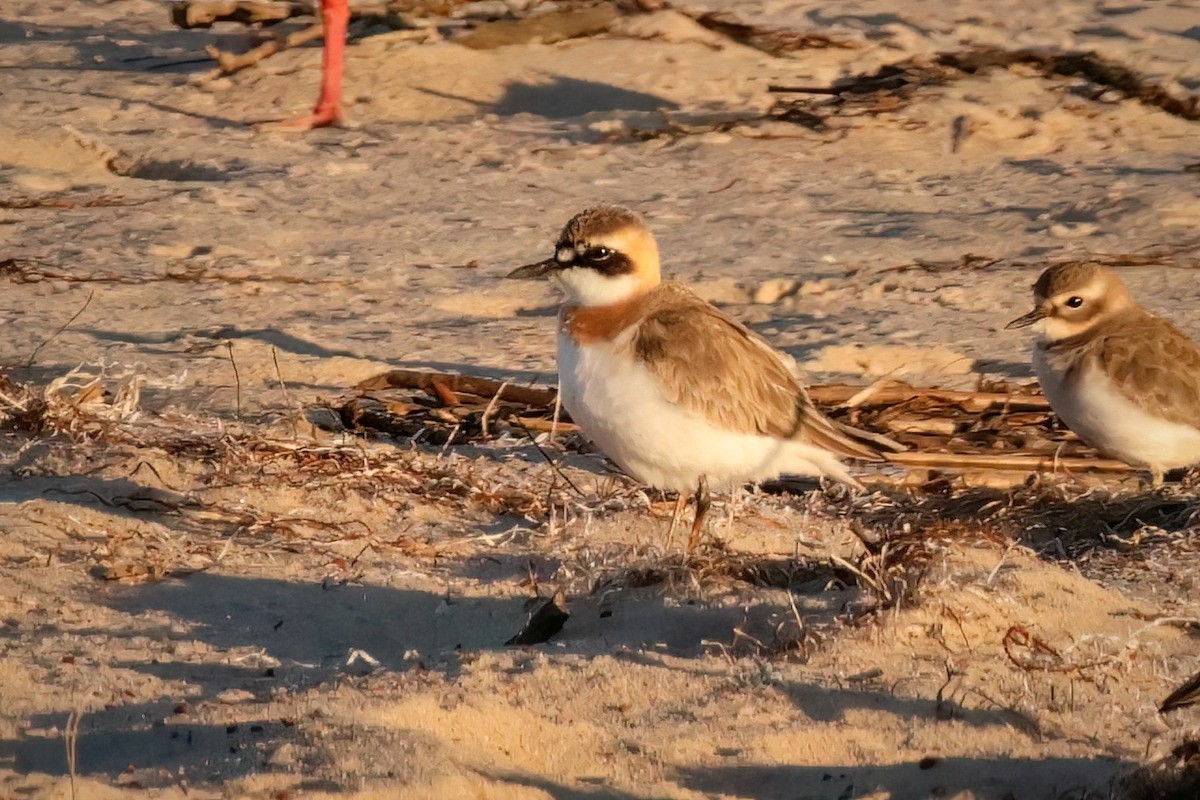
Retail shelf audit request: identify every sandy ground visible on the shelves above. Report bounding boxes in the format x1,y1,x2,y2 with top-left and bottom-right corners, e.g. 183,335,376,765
2,1,1200,798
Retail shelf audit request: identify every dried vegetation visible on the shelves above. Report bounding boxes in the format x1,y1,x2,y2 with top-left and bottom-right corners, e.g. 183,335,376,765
7,364,1197,614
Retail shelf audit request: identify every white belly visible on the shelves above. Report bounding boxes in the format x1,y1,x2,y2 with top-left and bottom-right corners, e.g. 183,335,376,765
1033,347,1200,471
557,332,855,491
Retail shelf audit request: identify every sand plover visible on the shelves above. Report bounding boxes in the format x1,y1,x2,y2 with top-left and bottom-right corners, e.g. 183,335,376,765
507,205,889,547
1007,263,1200,485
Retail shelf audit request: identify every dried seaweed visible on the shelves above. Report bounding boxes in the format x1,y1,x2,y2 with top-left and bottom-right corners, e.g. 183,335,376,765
770,46,1200,125
9,362,1180,592
1,366,557,540
0,194,149,209
0,257,343,286
617,44,1200,144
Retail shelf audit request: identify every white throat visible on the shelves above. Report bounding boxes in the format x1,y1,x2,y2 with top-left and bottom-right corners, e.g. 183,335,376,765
1033,315,1096,344
552,269,645,307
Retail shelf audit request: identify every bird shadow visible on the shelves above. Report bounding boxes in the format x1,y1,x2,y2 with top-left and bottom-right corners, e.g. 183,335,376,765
675,756,1125,799
0,566,1052,786
417,75,678,120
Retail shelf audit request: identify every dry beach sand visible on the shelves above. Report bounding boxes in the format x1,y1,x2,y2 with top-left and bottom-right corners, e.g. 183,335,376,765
2,0,1200,797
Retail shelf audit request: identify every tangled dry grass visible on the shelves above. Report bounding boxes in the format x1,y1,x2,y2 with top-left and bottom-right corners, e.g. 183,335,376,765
1119,738,1200,800
5,363,1200,798
5,364,1198,597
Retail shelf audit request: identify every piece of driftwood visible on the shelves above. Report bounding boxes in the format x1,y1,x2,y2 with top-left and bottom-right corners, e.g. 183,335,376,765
171,0,400,28
807,383,1049,413
514,416,579,434
324,368,1144,482
354,370,1047,415
355,369,557,407
886,451,1131,475
173,0,314,28
204,24,325,75
457,4,620,50
177,0,415,77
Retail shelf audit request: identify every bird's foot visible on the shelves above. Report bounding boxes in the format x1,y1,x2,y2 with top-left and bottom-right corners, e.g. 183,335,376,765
681,532,728,566
255,105,344,133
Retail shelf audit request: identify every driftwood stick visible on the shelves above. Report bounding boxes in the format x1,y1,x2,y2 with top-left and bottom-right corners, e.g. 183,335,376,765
807,383,1049,412
338,369,1151,478
512,416,579,434
353,369,1049,414
885,451,1132,474
172,0,315,28
204,22,324,75
355,369,558,407
172,0,397,29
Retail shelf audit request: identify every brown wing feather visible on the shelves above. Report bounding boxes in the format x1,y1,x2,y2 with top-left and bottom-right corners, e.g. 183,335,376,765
629,283,883,461
1095,310,1200,427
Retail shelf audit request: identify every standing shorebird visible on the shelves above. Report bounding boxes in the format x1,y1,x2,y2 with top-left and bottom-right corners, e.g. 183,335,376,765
1007,263,1200,485
507,205,889,548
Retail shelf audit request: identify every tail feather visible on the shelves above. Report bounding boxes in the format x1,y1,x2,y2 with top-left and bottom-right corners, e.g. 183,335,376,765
799,412,902,463
783,441,865,490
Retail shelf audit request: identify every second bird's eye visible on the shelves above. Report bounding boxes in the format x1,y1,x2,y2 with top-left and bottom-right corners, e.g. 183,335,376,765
1065,296,1084,308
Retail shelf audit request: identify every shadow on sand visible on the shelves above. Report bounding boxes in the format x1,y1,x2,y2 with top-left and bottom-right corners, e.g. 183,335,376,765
0,566,1076,789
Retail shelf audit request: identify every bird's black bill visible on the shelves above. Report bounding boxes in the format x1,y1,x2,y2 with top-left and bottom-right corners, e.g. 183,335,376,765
1005,308,1044,329
505,258,560,280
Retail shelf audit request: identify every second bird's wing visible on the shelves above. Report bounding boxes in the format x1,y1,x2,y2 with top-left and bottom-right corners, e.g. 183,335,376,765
1096,312,1200,430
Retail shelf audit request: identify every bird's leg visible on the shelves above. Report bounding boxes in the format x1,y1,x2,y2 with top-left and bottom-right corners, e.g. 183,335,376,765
311,0,348,124
1151,467,1165,489
686,476,711,554
257,0,348,132
665,491,687,549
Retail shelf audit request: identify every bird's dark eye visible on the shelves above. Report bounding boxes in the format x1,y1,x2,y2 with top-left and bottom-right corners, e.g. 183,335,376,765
588,247,613,261
1065,296,1084,308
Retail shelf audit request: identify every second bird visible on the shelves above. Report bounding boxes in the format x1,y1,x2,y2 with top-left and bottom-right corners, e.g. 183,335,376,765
507,205,889,549
1007,263,1200,485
